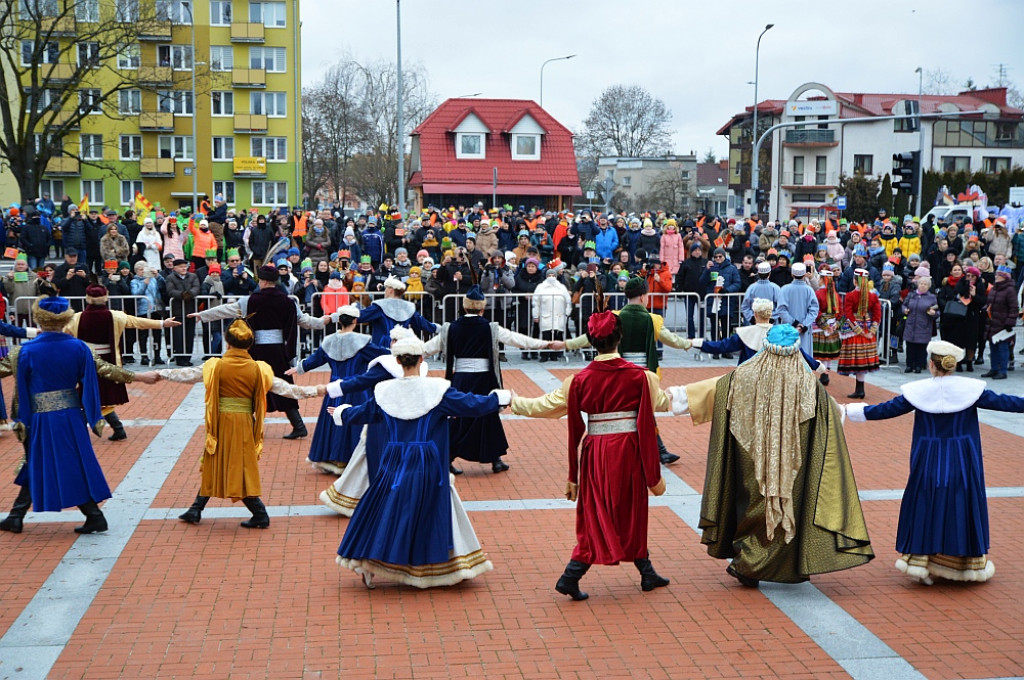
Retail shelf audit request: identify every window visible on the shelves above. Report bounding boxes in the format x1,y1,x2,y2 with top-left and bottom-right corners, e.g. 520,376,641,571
38,179,64,199
81,180,104,204
792,156,804,185
211,91,234,116
158,44,193,70
249,1,285,27
982,156,1011,173
213,180,236,204
21,40,59,66
456,133,484,159
78,89,102,115
31,89,61,113
156,0,192,24
119,135,142,160
120,180,143,206
115,0,139,22
80,134,103,160
251,136,286,161
210,0,232,24
894,117,914,132
158,135,194,161
34,133,62,153
249,46,285,72
511,134,540,160
853,154,873,175
252,181,287,206
621,176,631,187
118,89,141,115
157,90,193,115
212,137,235,161
117,45,140,70
250,91,286,117
815,156,828,185
77,42,101,68
75,0,99,21
940,156,970,172
210,46,233,71
19,0,58,19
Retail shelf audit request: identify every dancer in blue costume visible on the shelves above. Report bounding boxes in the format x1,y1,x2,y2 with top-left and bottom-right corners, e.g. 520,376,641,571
847,339,1024,584
331,328,510,589
327,276,435,345
287,305,388,474
12,293,111,534
319,326,429,516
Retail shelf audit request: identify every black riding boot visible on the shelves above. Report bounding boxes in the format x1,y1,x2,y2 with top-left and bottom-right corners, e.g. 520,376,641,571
555,560,591,601
0,485,33,534
634,558,670,591
105,411,127,441
240,497,270,528
74,500,108,534
847,380,865,399
178,495,210,524
657,434,679,465
282,409,308,439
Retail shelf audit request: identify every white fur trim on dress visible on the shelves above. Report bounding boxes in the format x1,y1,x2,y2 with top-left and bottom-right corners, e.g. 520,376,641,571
373,297,415,322
326,379,343,399
321,332,372,362
367,354,429,379
735,323,771,352
846,403,867,422
332,404,352,426
668,385,689,416
895,558,934,585
900,376,985,414
374,377,450,420
320,428,369,516
928,559,995,583
489,389,511,406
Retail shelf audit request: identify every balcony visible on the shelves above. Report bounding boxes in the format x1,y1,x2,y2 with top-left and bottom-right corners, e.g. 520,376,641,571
38,62,75,83
232,156,267,176
42,109,80,130
232,68,266,88
45,156,80,175
139,111,175,131
140,158,175,177
783,129,837,146
233,113,267,133
139,21,172,41
230,22,265,42
39,15,76,36
138,65,173,86
781,172,839,188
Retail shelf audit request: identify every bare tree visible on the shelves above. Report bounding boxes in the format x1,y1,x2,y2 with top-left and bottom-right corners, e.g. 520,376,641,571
0,0,206,203
579,84,673,158
922,68,956,95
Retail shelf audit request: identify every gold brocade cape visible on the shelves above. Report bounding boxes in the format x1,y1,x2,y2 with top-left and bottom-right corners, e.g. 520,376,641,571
699,374,874,582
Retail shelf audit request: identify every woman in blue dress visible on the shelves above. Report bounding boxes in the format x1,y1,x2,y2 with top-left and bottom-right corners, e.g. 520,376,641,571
13,293,111,534
847,339,1024,584
287,305,387,475
330,330,510,589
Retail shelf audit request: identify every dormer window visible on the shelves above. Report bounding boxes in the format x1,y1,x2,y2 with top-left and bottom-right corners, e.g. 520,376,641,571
508,113,545,161
457,133,484,159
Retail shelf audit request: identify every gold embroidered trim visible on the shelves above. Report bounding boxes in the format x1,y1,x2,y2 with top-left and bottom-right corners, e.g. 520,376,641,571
32,389,79,413
324,484,359,509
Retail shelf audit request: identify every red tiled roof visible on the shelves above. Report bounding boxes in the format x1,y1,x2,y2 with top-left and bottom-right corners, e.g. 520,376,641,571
696,162,728,187
410,98,580,195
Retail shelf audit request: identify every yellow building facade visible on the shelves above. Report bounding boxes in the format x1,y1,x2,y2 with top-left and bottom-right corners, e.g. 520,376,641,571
27,0,302,214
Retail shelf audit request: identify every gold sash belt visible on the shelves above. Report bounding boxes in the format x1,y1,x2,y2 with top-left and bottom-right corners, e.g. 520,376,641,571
32,389,80,413
219,397,253,413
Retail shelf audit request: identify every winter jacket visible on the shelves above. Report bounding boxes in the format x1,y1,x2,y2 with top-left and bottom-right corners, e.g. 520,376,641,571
637,229,661,259
901,289,937,344
303,229,332,264
986,276,1019,339
531,277,572,332
99,233,130,262
593,225,619,261
161,223,186,260
675,255,708,295
3,270,40,315
246,222,274,260
63,216,88,252
19,219,51,258
136,227,164,270
659,228,684,275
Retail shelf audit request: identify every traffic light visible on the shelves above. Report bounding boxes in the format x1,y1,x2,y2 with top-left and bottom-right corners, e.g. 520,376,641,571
892,151,920,195
755,188,767,204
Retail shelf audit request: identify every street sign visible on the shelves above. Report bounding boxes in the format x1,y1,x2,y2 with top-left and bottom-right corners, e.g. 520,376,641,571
586,190,595,200
1010,186,1024,206
601,177,616,193
836,196,847,210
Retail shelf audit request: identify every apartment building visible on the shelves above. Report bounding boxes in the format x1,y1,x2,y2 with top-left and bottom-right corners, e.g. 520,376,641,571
21,0,301,212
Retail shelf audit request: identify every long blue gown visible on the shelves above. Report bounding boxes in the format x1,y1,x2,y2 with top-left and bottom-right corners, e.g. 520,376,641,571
356,299,436,346
0,320,29,420
298,333,387,466
859,376,1024,557
336,378,501,570
14,332,112,512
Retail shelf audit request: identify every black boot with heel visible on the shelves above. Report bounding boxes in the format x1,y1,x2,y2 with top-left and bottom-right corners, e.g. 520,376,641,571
634,558,670,591
555,560,591,601
179,495,210,524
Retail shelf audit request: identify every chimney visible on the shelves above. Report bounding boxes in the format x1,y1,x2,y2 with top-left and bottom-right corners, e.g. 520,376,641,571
718,160,729,171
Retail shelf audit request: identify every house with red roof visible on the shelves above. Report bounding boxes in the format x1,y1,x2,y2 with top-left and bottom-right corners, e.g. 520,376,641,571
717,82,1024,222
407,98,581,212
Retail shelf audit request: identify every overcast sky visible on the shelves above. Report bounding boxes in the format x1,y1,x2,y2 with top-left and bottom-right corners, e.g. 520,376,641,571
300,0,1024,159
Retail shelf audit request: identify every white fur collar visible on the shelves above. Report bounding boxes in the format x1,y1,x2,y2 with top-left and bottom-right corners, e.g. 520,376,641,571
372,297,415,323
367,354,429,379
735,323,771,351
900,376,986,413
321,332,371,362
374,376,450,419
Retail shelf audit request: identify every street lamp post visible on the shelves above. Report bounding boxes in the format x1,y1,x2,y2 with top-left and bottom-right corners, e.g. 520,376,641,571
396,0,405,220
750,23,773,216
183,2,197,213
915,66,924,217
539,54,576,108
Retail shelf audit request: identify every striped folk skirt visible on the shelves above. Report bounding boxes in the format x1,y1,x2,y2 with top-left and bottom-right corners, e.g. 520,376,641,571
837,333,879,374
